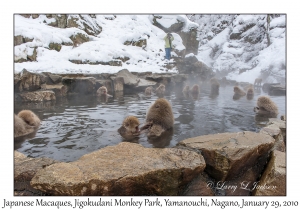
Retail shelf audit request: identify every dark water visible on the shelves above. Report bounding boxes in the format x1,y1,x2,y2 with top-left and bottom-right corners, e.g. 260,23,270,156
14,85,286,162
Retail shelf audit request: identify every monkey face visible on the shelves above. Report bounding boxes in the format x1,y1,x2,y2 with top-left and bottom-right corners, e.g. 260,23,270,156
123,116,140,134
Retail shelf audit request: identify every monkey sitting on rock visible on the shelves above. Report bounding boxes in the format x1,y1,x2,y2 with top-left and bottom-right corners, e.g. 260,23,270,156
14,110,41,138
254,96,279,117
140,98,174,137
118,116,140,139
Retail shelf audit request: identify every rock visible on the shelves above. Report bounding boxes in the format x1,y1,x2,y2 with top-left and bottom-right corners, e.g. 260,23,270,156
48,43,62,52
69,33,90,46
124,38,147,48
177,131,275,181
14,151,58,196
268,84,286,96
27,47,37,61
260,120,285,152
152,15,184,33
112,77,124,92
116,69,156,87
253,150,286,196
14,35,24,46
47,73,62,84
178,28,199,55
41,84,68,98
15,69,46,92
262,83,280,92
69,59,122,66
18,90,56,102
67,15,102,36
181,172,215,196
14,151,59,183
62,77,96,94
31,142,206,196
48,14,67,28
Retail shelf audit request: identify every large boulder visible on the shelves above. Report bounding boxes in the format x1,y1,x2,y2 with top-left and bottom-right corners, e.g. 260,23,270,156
116,69,156,87
14,69,46,92
31,142,206,196
253,150,286,196
14,151,59,196
41,84,68,98
17,90,56,102
177,131,275,181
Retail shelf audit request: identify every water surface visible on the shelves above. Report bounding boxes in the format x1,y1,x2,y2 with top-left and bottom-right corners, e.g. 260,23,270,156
14,85,286,162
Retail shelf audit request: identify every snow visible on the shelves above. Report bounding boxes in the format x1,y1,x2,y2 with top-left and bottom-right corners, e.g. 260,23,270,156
14,15,183,74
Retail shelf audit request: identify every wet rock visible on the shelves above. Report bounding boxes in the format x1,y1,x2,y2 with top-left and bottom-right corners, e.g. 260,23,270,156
17,90,56,102
41,84,68,98
262,83,280,92
46,73,62,84
15,69,46,92
62,76,96,94
177,131,275,181
253,150,286,196
116,69,156,87
181,172,215,196
112,77,124,92
14,151,58,196
268,84,286,96
31,142,206,196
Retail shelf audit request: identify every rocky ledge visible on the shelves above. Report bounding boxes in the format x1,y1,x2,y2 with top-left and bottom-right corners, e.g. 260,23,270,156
30,142,205,196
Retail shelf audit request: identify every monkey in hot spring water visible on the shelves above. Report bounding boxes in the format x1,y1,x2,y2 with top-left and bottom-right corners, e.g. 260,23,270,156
14,110,41,138
254,96,279,118
140,98,174,137
118,116,140,139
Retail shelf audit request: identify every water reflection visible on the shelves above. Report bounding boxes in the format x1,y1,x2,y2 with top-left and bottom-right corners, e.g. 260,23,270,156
14,85,286,162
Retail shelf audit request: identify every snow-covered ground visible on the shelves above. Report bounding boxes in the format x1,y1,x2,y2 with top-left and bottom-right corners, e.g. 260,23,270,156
194,14,286,84
14,15,196,75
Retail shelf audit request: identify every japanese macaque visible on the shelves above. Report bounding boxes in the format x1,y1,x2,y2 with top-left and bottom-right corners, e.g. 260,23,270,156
182,85,190,94
210,78,220,95
234,86,246,96
243,84,254,91
246,87,254,100
140,98,174,137
14,110,40,138
155,84,166,96
118,116,140,139
96,86,108,96
254,96,279,117
254,78,262,86
191,84,200,94
145,86,153,96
